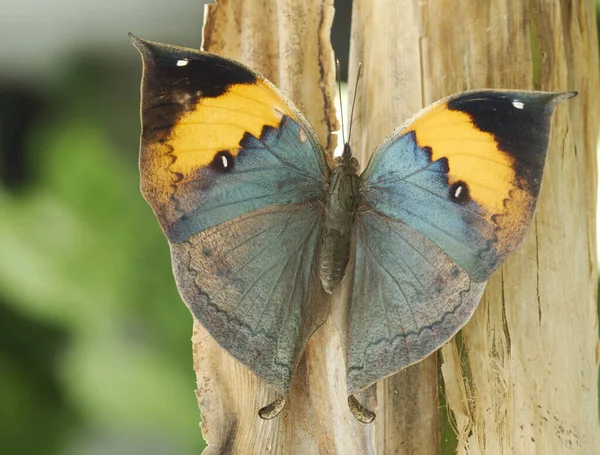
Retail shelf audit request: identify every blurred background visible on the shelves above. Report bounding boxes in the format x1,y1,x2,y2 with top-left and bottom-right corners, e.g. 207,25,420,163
0,1,597,455
0,1,351,454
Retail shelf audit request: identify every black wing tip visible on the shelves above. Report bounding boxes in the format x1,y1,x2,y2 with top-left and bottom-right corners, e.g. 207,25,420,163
128,34,193,63
552,90,578,103
129,33,156,60
522,90,578,109
530,91,577,111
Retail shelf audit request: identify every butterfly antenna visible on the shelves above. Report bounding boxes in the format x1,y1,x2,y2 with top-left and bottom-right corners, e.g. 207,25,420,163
346,62,362,145
336,59,346,145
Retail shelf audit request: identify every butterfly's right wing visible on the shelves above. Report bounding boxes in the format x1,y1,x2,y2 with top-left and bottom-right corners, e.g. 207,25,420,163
347,90,572,393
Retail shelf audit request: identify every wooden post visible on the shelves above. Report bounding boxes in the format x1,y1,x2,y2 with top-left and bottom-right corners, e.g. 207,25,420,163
190,0,599,453
193,1,375,454
349,0,600,454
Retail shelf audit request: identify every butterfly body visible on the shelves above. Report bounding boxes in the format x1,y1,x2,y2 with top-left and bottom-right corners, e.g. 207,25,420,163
131,34,575,420
319,145,361,294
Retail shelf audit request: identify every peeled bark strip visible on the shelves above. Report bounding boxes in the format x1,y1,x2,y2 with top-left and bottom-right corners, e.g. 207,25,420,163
349,0,600,454
348,2,441,454
191,0,599,453
193,1,374,454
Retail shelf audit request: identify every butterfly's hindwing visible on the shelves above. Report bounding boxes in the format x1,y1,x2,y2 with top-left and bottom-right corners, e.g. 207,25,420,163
348,210,486,393
172,202,329,394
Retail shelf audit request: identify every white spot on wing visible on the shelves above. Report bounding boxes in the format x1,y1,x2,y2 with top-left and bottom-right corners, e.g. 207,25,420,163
512,100,524,109
176,59,189,67
454,186,463,198
221,155,229,168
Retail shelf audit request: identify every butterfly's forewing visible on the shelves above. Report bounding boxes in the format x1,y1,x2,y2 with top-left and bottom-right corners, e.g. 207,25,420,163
361,90,574,282
349,90,572,392
132,36,329,242
132,36,331,394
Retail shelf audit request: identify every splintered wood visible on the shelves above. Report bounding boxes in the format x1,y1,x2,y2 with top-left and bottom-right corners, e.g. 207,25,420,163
191,0,600,454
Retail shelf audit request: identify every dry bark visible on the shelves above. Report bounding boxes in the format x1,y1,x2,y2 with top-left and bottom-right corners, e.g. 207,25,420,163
349,1,600,454
190,0,600,454
193,1,373,454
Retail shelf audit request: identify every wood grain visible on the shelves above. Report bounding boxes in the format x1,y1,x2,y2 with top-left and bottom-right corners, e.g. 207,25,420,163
348,2,441,454
189,0,600,453
349,0,600,454
194,1,374,454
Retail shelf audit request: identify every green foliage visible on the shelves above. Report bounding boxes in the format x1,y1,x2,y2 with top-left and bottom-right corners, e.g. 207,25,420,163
0,54,205,454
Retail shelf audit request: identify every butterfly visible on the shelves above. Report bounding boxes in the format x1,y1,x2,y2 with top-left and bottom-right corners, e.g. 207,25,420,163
130,34,575,423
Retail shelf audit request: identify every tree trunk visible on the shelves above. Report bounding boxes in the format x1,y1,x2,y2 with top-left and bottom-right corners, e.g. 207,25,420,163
191,0,600,454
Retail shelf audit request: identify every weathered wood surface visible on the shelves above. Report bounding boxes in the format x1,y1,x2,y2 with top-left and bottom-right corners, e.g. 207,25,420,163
349,0,600,454
193,1,375,454
348,2,442,454
190,0,600,454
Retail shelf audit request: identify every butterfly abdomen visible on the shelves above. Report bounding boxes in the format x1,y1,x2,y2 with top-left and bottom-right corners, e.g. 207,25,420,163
319,156,361,294
319,227,351,294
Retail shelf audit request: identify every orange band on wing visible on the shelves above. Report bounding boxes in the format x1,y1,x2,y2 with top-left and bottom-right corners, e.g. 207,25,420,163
169,83,295,173
405,104,515,218
141,81,298,210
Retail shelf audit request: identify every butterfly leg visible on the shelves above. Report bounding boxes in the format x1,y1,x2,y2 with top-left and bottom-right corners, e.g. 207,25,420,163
348,394,376,424
258,394,286,420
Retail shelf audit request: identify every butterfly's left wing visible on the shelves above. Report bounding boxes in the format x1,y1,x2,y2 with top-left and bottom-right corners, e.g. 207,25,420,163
132,36,332,395
348,90,573,393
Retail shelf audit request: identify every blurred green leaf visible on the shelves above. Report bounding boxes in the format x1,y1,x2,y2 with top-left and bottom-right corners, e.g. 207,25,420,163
0,54,205,454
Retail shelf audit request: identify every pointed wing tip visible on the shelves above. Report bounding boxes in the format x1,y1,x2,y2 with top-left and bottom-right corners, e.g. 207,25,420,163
129,33,151,55
129,34,167,63
555,91,578,102
543,91,577,110
129,32,143,48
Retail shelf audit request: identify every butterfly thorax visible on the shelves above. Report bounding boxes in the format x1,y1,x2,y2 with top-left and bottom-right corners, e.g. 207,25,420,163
319,145,361,294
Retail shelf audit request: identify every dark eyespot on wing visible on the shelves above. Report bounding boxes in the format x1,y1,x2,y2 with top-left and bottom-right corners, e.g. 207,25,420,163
210,150,236,173
449,181,470,204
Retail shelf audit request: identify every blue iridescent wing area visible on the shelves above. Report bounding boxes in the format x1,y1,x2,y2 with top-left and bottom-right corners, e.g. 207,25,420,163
171,203,328,394
347,211,486,393
168,116,327,242
133,36,329,243
348,90,572,391
132,36,331,394
360,131,498,282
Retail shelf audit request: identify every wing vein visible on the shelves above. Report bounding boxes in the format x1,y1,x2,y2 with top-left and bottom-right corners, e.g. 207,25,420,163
361,228,414,361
